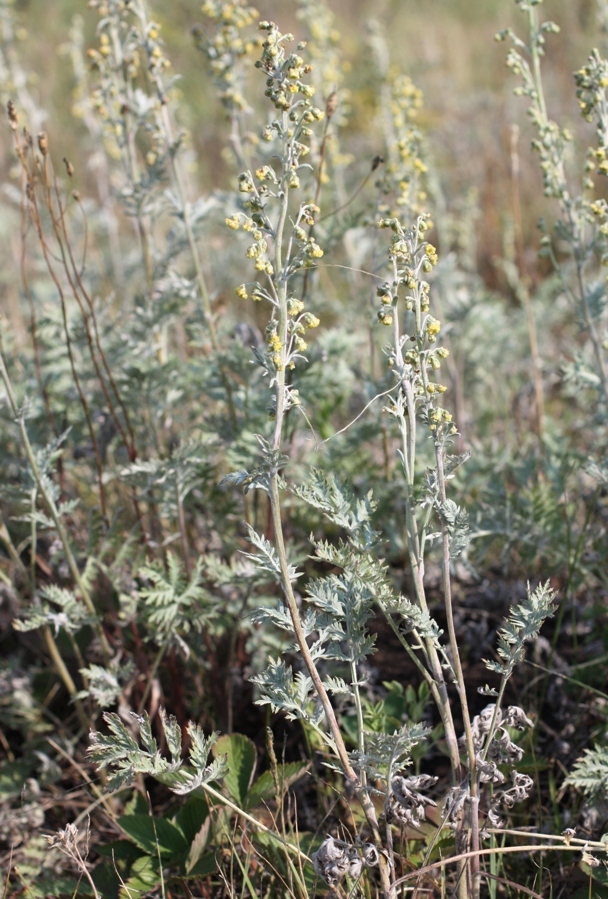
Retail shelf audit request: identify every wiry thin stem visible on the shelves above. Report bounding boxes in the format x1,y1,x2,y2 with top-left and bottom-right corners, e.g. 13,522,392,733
0,333,111,664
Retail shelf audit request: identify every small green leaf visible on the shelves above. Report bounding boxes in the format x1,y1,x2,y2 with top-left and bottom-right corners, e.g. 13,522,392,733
246,762,307,810
96,839,144,861
0,761,34,801
137,713,158,755
186,851,217,878
213,733,257,806
174,797,210,844
119,814,189,859
382,690,406,723
120,854,160,899
570,888,608,899
184,821,213,875
581,861,608,885
92,861,121,899
123,791,149,816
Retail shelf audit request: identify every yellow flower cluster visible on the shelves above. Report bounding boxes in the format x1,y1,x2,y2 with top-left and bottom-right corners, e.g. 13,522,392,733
428,408,453,431
426,317,441,342
266,330,283,370
302,312,320,328
287,298,305,315
197,0,260,113
376,71,429,219
306,240,324,259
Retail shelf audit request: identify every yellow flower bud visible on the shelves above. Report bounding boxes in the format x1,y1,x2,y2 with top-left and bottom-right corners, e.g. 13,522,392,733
427,317,441,337
287,298,305,315
303,313,320,329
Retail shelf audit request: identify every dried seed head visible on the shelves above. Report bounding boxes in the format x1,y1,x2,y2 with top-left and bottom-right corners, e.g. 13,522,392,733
7,100,18,130
326,90,338,119
63,157,74,177
502,706,533,731
37,132,49,155
477,757,505,784
312,835,378,885
487,771,534,829
45,822,79,853
387,774,438,827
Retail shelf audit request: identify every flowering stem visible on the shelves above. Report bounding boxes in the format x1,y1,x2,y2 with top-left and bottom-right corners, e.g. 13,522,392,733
391,260,462,786
265,117,394,897
525,4,608,403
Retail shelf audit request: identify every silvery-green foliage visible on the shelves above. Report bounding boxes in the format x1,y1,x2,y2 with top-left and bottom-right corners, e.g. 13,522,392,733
250,659,324,726
3,1,595,893
562,355,605,393
586,459,608,484
88,707,226,793
76,661,135,708
566,745,608,798
250,602,298,636
201,552,288,679
138,553,215,653
322,675,353,697
436,498,470,560
304,570,377,664
350,722,429,785
3,428,73,525
252,472,401,734
243,525,301,582
14,585,98,636
221,436,289,495
291,468,379,550
384,595,444,647
484,580,557,678
119,438,215,520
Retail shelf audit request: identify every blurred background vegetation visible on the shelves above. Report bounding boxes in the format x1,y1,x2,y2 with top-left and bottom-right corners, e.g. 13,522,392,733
1,0,605,301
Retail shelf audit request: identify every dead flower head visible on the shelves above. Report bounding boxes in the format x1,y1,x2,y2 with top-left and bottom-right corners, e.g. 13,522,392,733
387,774,438,827
312,835,379,885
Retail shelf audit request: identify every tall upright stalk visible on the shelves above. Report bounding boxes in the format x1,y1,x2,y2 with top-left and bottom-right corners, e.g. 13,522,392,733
375,213,482,896
226,22,395,895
